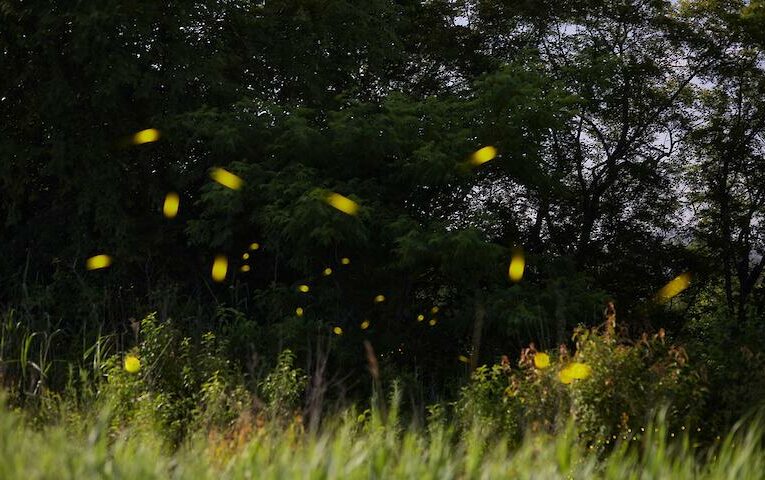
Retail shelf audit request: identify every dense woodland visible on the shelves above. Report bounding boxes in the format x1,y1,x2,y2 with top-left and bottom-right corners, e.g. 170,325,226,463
2,1,765,474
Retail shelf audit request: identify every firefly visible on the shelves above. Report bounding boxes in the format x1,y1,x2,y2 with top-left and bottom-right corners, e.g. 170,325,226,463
325,192,359,215
323,267,333,276
361,320,370,330
655,272,692,304
341,257,351,265
211,255,228,282
86,254,112,270
298,284,310,293
534,352,550,369
374,294,385,303
249,243,260,251
163,192,179,218
210,167,243,190
470,146,497,166
429,319,437,326
132,128,160,145
124,355,141,373
417,314,425,322
458,355,469,364
296,307,304,317
239,265,251,273
333,326,343,335
508,247,525,283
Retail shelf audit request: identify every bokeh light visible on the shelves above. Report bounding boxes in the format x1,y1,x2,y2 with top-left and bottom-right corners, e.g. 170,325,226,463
325,192,359,215
240,265,251,273
429,319,437,326
163,192,179,218
86,254,112,270
211,255,228,282
210,167,243,190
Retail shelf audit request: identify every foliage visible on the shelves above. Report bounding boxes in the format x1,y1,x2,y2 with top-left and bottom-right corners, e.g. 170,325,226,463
457,326,705,447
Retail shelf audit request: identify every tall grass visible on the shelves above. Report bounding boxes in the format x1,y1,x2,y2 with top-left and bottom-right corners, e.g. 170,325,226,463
1,397,763,480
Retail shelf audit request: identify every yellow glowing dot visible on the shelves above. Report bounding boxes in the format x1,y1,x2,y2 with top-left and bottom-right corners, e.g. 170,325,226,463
163,192,179,218
341,257,350,265
429,319,437,326
323,267,333,276
655,272,692,304
534,352,551,369
361,320,370,330
124,355,141,373
295,307,304,317
558,368,573,384
458,355,469,364
568,362,591,379
417,314,425,322
242,253,250,260
374,294,385,303
211,255,228,282
210,167,243,190
325,192,359,215
249,243,260,251
298,284,310,293
86,254,112,270
508,248,525,283
430,306,439,314
333,326,343,335
470,146,497,166
132,128,160,145
240,264,251,273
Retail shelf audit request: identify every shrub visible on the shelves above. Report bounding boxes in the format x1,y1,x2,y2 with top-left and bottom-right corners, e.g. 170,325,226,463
457,326,705,447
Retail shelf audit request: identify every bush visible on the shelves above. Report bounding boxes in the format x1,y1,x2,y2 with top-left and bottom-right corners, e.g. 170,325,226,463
457,326,705,447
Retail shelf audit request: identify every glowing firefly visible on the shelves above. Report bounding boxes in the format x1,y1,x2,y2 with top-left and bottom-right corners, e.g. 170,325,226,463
508,248,525,283
374,294,385,303
86,254,112,270
470,146,497,166
124,355,141,373
210,167,243,190
249,243,260,251
323,267,333,276
361,320,370,330
296,307,304,317
325,192,359,215
239,265,251,273
132,128,160,145
655,273,692,304
341,257,351,265
163,192,179,218
298,284,310,293
333,326,343,335
211,255,228,282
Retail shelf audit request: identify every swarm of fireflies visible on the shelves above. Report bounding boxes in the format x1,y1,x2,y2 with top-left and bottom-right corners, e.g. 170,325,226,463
361,320,370,330
323,267,333,276
534,352,551,369
211,255,228,282
333,326,343,335
132,128,160,145
655,272,692,304
298,284,310,293
163,192,179,219
210,167,243,190
249,243,260,251
325,192,359,215
296,307,304,317
341,257,351,265
124,355,141,373
508,248,525,283
86,254,112,270
240,265,251,273
470,146,497,166
374,294,386,303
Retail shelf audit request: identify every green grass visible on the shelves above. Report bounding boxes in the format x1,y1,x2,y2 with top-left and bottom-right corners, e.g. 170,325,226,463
1,402,764,480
